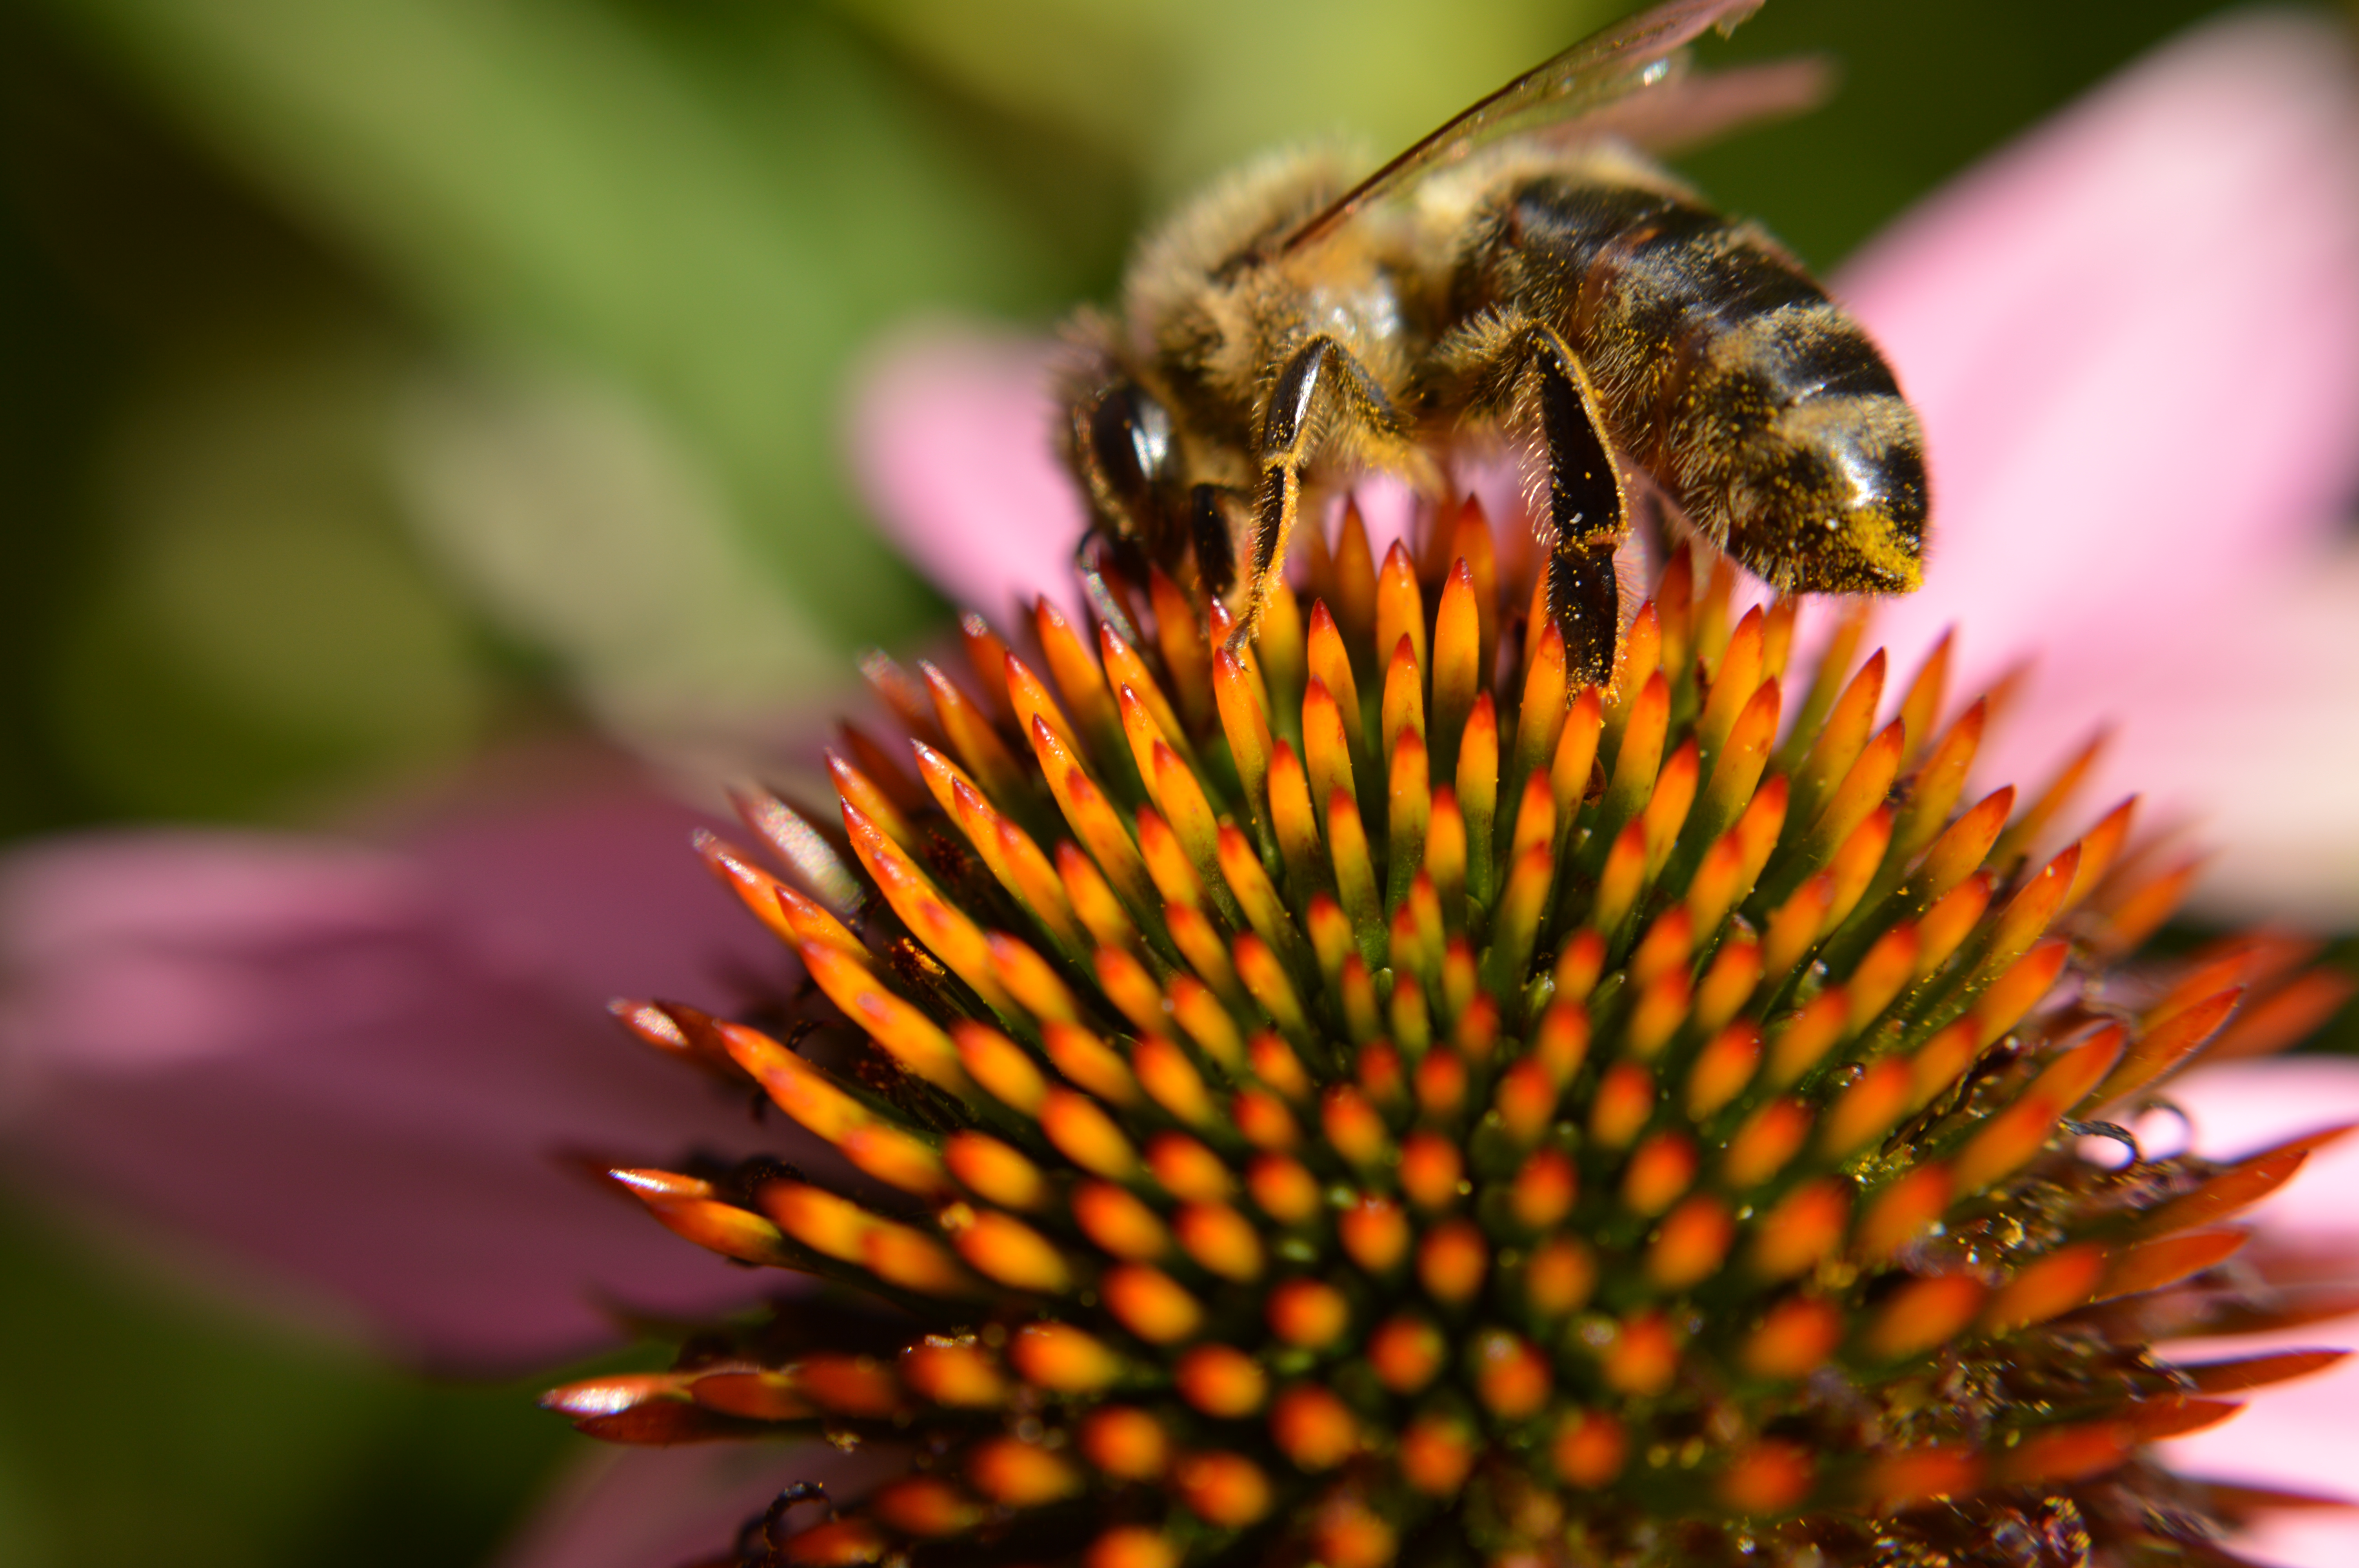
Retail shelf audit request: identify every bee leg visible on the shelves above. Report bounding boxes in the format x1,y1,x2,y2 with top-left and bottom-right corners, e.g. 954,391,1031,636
1230,334,1404,653
1536,339,1628,686
1454,321,1628,687
1547,526,1622,690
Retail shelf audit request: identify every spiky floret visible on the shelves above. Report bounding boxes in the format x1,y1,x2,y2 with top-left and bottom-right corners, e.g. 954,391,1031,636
551,502,2352,1568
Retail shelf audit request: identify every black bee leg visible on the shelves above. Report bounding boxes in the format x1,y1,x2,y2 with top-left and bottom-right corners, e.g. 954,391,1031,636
1452,320,1628,687
1231,334,1404,653
1547,527,1622,690
1534,339,1629,686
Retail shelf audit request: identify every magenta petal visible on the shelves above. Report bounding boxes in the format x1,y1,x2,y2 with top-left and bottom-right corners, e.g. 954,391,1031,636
847,322,1090,623
0,766,806,1369
2157,1058,2359,1566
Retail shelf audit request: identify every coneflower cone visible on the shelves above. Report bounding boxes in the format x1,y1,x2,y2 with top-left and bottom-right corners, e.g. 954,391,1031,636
549,502,2353,1568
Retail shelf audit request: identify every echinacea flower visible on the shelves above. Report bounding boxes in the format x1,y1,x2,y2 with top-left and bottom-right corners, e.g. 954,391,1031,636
508,12,2359,1568
4,10,2358,1568
550,442,2358,1567
827,29,2359,1555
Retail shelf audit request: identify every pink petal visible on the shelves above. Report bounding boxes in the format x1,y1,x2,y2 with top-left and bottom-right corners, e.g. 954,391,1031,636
1836,10,2359,917
2171,1058,2359,1237
846,322,1088,625
0,757,805,1369
2159,1057,2359,1565
1996,555,2359,925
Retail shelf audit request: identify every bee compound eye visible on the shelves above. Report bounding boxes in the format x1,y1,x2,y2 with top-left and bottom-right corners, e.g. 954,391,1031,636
1090,383,1173,499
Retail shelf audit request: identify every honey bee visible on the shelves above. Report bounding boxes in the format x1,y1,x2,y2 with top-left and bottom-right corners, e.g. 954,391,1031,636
1059,0,1926,686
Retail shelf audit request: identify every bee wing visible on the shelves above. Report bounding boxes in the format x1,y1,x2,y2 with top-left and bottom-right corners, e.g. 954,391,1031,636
1549,53,1833,157
1280,0,1770,255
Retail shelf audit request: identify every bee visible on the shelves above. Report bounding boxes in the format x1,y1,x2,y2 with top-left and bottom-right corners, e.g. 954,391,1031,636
1059,0,1926,686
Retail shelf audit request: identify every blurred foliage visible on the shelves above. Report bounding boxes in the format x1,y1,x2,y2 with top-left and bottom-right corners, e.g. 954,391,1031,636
0,0,2326,1564
0,8,523,831
840,0,1591,198
0,1194,598,1568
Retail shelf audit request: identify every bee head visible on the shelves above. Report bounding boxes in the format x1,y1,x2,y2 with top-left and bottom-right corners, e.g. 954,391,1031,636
1065,377,1187,565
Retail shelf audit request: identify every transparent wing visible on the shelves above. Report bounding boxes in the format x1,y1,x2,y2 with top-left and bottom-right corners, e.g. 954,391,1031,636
1279,0,1768,256
1561,53,1832,158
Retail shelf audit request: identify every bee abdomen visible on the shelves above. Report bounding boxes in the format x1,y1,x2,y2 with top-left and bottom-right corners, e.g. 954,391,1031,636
1464,173,1927,595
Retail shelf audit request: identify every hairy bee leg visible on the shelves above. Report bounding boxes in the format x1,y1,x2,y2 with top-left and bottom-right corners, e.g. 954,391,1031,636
1229,335,1404,653
1458,321,1628,686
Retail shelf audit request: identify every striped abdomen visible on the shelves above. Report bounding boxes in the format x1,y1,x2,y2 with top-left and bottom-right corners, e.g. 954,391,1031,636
1454,169,1926,593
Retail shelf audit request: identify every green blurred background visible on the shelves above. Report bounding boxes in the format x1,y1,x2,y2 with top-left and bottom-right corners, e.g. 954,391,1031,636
0,0,2312,1563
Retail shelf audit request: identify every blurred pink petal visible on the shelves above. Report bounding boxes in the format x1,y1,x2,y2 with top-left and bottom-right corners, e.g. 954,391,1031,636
0,751,800,1369
1837,9,2359,922
847,321,1088,625
2161,1057,2359,1568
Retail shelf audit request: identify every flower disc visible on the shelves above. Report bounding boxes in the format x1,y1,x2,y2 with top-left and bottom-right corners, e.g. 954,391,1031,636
556,508,2344,1568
